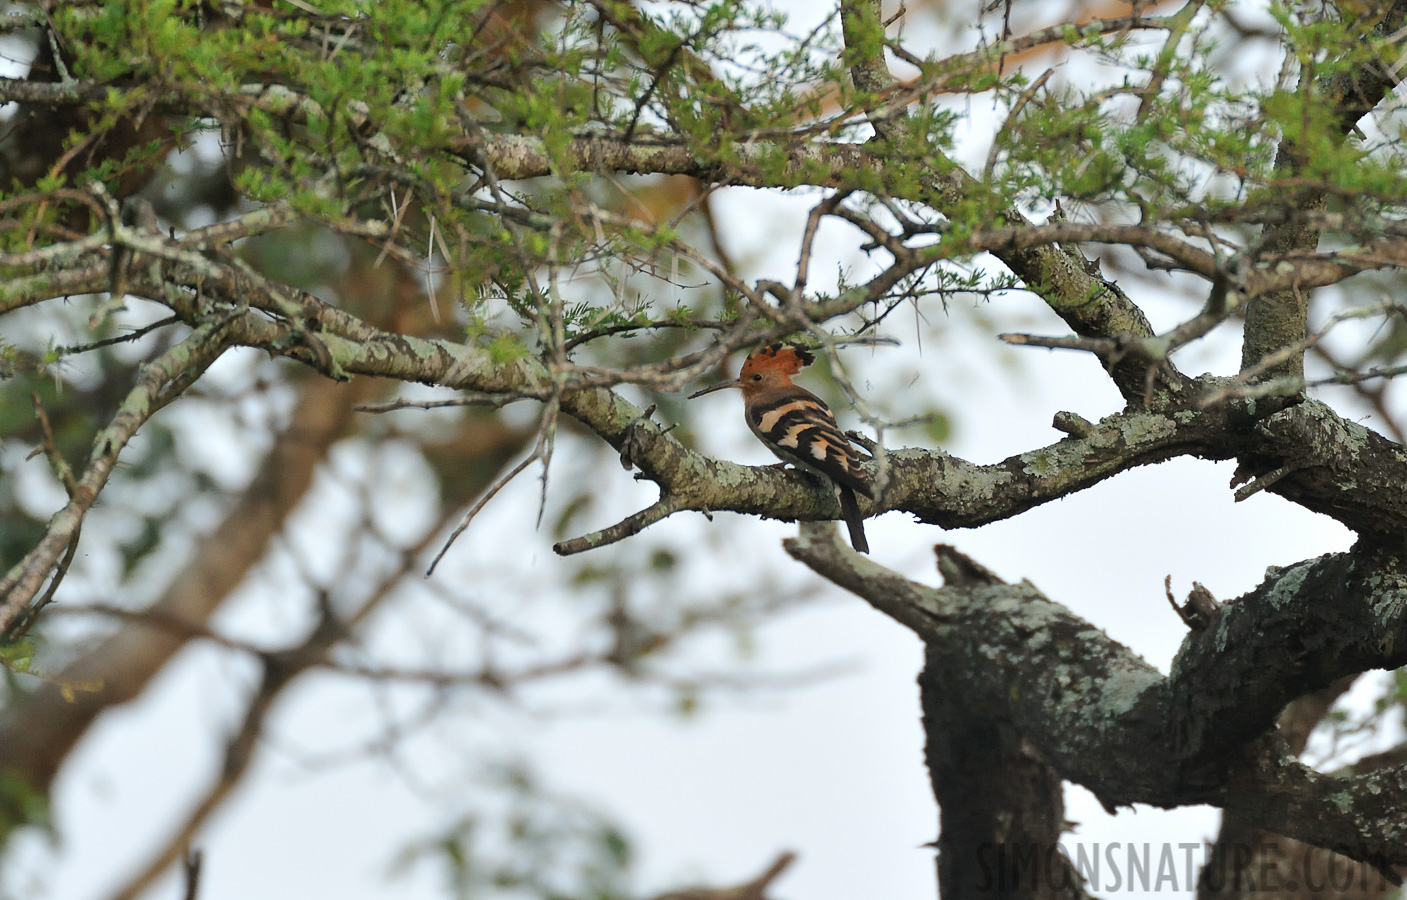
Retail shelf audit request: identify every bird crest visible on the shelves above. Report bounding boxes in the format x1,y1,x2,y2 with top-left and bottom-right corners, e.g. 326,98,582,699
741,343,814,378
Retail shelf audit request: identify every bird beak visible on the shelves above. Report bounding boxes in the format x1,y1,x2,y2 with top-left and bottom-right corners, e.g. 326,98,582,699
688,379,742,399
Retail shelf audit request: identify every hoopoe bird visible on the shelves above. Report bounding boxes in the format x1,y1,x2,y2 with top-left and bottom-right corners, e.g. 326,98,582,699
689,343,873,553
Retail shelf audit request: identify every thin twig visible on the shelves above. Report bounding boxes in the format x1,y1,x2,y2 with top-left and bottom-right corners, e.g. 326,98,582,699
983,68,1053,183
1000,332,1116,353
553,496,682,555
356,393,529,413
53,315,182,357
794,190,853,306
1200,299,1407,406
425,397,560,575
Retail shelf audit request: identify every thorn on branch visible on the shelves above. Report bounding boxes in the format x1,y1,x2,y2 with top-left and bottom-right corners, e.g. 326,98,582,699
1165,574,1219,630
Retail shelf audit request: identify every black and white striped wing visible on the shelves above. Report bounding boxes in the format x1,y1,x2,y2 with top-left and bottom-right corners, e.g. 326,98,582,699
747,391,872,498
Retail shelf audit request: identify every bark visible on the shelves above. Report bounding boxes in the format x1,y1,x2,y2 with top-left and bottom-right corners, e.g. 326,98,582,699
784,529,1407,878
919,555,1088,900
923,679,1087,900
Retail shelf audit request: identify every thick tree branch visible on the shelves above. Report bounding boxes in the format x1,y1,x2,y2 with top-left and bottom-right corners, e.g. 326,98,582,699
1225,749,1407,886
782,531,1407,873
49,244,1387,546
58,260,1407,547
919,546,1090,900
1163,547,1407,781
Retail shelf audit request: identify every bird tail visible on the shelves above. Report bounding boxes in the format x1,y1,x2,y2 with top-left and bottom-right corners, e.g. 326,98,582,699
838,484,869,553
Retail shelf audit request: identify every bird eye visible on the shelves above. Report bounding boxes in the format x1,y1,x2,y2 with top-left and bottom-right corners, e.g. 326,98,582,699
751,374,763,382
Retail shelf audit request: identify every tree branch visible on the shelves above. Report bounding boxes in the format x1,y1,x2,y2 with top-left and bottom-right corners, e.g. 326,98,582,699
0,375,380,791
106,608,343,900
0,322,232,636
782,533,1407,873
553,497,683,556
1240,2,1407,381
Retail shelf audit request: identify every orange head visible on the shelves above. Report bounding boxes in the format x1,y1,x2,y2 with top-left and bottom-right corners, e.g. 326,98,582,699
688,343,815,400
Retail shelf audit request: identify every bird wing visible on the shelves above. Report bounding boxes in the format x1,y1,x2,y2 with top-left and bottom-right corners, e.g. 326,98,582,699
748,392,872,498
